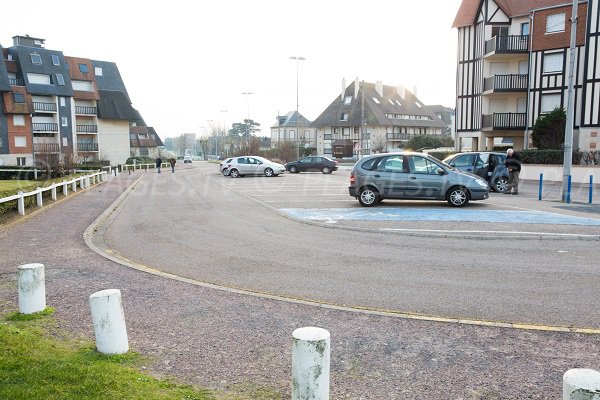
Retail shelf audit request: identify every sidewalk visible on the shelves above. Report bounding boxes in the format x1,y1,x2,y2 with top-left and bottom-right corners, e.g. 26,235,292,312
0,171,599,399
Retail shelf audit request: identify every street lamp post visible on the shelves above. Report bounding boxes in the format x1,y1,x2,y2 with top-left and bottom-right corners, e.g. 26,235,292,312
290,56,306,159
220,109,228,157
241,92,253,153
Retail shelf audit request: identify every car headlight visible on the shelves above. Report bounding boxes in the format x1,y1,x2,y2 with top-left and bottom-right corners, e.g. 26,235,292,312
476,179,488,188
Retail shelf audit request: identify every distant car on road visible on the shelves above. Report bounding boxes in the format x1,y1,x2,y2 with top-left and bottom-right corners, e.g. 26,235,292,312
443,151,509,192
348,152,489,207
225,156,285,178
285,156,338,174
183,155,192,163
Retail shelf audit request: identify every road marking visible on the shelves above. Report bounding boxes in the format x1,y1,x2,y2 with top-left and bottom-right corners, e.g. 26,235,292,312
280,207,600,226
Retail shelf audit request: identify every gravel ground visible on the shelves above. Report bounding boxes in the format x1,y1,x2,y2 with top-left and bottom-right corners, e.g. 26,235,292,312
1,172,599,399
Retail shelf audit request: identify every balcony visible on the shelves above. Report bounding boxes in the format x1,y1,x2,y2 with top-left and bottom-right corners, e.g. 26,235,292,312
76,124,98,133
75,106,97,115
33,102,57,113
9,78,24,86
484,74,528,93
386,133,413,141
485,35,529,55
77,142,99,152
33,143,60,153
32,123,59,133
482,113,527,130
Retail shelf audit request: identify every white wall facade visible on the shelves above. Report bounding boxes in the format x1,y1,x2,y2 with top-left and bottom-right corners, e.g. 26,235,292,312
97,120,130,165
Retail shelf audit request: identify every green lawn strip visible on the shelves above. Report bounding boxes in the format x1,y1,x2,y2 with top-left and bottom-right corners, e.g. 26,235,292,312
0,180,36,191
0,312,214,400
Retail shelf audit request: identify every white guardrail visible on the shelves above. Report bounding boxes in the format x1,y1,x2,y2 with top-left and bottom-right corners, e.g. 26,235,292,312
0,171,108,216
119,162,169,172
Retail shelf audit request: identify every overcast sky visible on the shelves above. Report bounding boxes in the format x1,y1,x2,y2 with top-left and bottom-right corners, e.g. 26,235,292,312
4,0,462,138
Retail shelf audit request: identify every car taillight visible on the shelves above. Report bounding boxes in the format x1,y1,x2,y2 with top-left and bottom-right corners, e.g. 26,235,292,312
334,160,338,165
349,173,355,185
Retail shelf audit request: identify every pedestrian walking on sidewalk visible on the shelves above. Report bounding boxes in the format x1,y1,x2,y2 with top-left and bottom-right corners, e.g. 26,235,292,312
504,148,521,195
156,156,162,173
169,158,176,173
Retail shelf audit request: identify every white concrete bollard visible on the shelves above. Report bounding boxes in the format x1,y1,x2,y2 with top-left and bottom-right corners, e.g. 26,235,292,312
51,184,57,201
17,191,25,215
564,369,600,399
17,263,46,314
36,187,43,207
72,180,77,192
63,182,68,196
89,289,129,355
292,327,330,400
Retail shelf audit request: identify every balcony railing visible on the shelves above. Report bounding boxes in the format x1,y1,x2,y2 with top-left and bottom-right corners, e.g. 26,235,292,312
485,35,529,54
386,133,413,140
33,143,60,153
77,142,99,152
482,113,527,130
32,123,59,133
9,78,24,86
484,74,528,92
76,124,98,133
33,102,57,113
75,106,97,115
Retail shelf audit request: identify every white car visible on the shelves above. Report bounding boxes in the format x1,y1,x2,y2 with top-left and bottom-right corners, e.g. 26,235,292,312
183,155,192,163
225,156,285,178
219,157,234,176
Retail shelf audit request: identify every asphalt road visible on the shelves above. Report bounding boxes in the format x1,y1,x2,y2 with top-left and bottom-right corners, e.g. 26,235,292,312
99,162,600,330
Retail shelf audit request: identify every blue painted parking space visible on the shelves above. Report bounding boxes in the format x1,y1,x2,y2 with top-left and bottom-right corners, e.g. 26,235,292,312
280,208,600,226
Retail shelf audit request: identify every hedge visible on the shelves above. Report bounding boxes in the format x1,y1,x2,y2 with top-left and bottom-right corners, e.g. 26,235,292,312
517,149,589,165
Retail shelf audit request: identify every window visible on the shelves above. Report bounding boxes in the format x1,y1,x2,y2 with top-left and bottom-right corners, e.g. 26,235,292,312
95,67,103,76
60,97,66,107
51,55,60,66
372,97,380,104
237,157,247,164
72,80,93,91
452,154,476,167
547,13,565,33
79,63,89,73
342,127,350,136
62,117,68,127
541,93,561,112
13,115,25,126
13,93,25,103
17,157,26,166
410,156,439,175
340,113,348,121
27,73,51,85
63,137,68,147
377,156,405,173
344,96,352,104
543,53,563,73
30,53,42,65
15,136,27,147
55,74,65,85
521,22,530,36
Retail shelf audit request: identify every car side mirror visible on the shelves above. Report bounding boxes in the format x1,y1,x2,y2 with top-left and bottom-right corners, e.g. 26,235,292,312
437,168,446,175
449,163,455,167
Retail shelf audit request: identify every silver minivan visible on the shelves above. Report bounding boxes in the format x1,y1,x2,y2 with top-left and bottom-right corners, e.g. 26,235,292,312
348,152,490,207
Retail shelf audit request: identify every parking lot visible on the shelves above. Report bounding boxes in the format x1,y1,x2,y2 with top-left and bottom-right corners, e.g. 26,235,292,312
214,166,600,238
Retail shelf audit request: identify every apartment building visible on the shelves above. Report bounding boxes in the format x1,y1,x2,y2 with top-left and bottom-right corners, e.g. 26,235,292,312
311,78,447,158
0,35,160,166
270,111,316,149
453,0,600,151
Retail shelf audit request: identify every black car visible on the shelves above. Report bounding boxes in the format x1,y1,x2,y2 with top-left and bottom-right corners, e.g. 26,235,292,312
285,156,338,174
443,151,509,192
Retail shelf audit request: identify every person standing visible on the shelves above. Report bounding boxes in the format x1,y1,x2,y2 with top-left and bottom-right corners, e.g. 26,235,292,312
156,156,162,174
504,148,521,195
169,157,176,173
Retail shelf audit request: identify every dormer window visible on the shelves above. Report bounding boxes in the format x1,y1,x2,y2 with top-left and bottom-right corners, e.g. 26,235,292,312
79,64,89,73
30,53,42,65
55,74,65,86
51,55,60,66
340,113,349,121
344,96,352,105
13,93,25,103
372,97,380,104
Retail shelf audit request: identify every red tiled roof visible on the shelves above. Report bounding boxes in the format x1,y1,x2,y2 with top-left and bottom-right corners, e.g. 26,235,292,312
453,0,579,28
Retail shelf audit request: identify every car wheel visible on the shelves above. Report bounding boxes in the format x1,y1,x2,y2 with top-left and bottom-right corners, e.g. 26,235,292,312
264,168,274,177
322,166,331,174
358,187,379,207
229,169,240,178
446,186,470,207
222,169,229,176
289,166,297,173
493,177,509,193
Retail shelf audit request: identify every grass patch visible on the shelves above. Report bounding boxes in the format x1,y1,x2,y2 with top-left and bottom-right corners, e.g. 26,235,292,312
0,313,214,400
6,306,55,321
0,180,37,191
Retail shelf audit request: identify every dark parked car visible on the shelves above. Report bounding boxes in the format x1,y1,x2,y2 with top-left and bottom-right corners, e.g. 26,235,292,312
349,152,489,207
443,152,509,193
285,156,338,174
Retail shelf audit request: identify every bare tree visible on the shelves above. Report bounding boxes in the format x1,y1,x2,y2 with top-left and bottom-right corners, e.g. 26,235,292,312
371,132,387,153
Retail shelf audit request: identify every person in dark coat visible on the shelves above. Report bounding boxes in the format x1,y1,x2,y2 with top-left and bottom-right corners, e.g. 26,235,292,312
169,158,176,173
504,148,521,195
156,156,162,174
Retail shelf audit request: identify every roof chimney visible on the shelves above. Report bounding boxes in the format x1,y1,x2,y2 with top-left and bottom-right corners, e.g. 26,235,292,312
375,81,383,97
341,78,347,101
354,77,360,98
12,35,45,48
